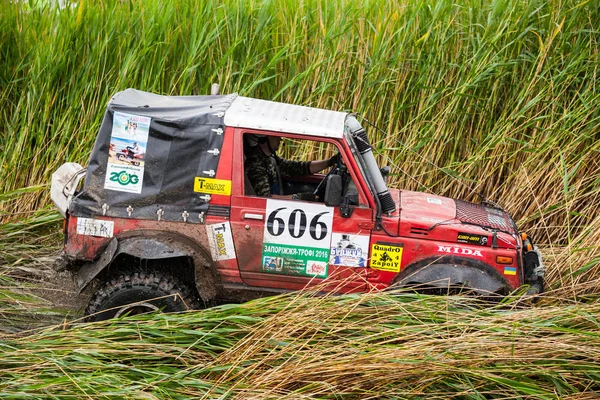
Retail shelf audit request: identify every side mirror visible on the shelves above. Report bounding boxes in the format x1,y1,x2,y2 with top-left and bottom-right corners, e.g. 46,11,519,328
380,166,391,184
324,174,342,206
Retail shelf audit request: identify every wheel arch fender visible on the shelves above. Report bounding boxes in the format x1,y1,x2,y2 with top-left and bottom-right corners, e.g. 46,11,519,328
75,230,219,301
393,255,511,295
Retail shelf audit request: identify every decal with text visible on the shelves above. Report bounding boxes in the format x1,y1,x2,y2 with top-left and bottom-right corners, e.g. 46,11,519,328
457,232,489,246
370,243,403,272
76,217,114,238
206,222,236,261
262,200,333,278
330,233,369,267
104,112,150,194
419,216,444,224
194,177,232,196
437,245,483,257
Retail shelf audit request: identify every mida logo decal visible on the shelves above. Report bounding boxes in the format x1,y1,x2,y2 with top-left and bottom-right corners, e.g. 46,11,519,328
437,245,483,257
110,170,139,186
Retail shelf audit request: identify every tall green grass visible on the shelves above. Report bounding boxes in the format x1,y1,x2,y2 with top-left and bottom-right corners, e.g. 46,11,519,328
0,0,598,291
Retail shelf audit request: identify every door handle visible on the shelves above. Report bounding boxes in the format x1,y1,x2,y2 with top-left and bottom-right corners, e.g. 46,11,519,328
243,213,264,220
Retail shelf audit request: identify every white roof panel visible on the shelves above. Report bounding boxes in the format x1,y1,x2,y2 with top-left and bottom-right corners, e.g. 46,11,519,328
224,96,348,138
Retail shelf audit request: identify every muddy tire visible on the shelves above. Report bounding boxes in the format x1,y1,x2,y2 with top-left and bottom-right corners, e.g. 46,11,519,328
85,271,200,321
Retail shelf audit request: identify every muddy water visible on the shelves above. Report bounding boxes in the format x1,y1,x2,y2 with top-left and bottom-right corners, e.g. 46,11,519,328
3,254,94,330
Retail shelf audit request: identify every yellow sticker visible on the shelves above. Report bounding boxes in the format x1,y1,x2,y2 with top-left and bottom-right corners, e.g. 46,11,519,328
370,243,403,272
194,177,232,195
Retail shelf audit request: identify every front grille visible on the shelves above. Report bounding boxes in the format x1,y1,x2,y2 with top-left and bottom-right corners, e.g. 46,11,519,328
454,200,516,234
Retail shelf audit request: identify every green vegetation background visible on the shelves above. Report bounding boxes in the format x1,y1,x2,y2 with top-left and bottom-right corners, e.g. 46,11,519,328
0,0,599,397
2,0,598,289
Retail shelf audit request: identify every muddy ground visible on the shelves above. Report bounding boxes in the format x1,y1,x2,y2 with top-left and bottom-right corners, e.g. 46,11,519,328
2,252,95,331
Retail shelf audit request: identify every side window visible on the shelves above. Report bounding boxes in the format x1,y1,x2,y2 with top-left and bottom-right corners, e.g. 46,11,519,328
242,133,364,206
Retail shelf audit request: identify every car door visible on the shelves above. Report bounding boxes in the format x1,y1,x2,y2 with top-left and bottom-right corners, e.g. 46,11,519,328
229,130,374,292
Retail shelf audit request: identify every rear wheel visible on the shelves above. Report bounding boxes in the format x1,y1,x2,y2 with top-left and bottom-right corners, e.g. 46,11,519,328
85,271,200,321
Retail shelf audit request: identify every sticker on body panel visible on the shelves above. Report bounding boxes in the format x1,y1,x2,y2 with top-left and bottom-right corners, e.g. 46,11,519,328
330,233,369,267
437,245,483,257
104,112,150,194
427,197,442,205
261,199,333,278
76,217,114,238
206,222,236,261
457,232,489,246
194,178,232,196
370,243,403,272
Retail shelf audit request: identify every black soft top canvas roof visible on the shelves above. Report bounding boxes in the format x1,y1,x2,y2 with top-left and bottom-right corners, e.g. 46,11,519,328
109,88,235,123
70,89,237,223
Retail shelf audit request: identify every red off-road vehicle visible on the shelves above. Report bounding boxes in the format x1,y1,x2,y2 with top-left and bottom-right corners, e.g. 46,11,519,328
51,89,544,320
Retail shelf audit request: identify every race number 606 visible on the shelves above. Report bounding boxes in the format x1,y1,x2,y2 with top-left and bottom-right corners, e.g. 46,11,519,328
267,207,329,241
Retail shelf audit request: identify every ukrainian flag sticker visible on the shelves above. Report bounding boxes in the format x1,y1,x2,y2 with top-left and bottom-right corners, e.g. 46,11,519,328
504,266,517,276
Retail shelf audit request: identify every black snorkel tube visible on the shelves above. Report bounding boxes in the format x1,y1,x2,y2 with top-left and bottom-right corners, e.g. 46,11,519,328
346,116,396,215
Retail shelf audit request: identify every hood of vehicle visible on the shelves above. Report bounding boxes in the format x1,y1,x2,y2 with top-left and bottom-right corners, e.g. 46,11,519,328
399,190,456,224
394,190,518,248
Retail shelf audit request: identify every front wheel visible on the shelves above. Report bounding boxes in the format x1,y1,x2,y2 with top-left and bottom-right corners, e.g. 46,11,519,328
85,271,200,321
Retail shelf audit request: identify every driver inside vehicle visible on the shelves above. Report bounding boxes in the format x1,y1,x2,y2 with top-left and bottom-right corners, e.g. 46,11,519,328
244,134,340,200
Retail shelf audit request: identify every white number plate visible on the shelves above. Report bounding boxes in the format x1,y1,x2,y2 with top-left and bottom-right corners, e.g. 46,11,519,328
261,199,334,278
76,217,114,238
